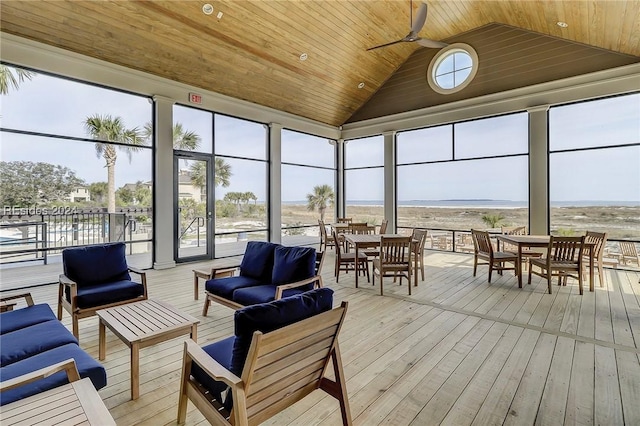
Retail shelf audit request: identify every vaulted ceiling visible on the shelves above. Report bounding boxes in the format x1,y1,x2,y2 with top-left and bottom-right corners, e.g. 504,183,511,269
1,1,639,127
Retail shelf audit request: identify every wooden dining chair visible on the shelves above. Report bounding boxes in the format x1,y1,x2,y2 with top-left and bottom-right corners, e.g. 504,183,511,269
500,225,542,270
471,229,519,284
529,236,586,295
318,219,336,251
378,219,389,234
372,236,412,296
584,231,608,287
411,229,429,282
332,230,369,283
613,241,640,267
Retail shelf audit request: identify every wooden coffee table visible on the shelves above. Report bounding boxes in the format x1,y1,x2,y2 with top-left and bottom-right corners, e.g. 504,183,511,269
0,377,115,425
97,299,199,400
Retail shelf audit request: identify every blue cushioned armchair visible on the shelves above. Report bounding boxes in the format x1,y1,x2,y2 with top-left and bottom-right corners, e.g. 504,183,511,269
178,288,352,425
58,242,148,338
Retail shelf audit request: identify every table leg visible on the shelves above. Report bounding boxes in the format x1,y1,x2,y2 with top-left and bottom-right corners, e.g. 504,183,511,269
99,320,106,361
193,273,199,300
191,324,198,343
517,245,523,288
131,343,139,400
354,244,359,288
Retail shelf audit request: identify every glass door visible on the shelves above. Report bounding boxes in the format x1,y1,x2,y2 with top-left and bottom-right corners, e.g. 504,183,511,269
174,154,213,262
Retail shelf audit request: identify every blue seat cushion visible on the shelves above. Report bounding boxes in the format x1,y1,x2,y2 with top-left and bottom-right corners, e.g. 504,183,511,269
205,276,261,300
271,246,316,288
232,285,306,306
239,241,279,281
65,280,145,309
63,242,131,286
0,343,107,406
0,304,56,335
230,287,334,376
0,320,78,366
191,336,235,408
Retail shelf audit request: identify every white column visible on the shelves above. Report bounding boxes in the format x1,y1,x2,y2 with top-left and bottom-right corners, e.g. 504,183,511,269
528,105,550,235
153,95,176,269
383,131,396,233
269,123,282,243
336,139,345,218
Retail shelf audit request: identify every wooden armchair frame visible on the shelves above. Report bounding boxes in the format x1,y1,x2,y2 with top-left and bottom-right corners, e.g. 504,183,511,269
58,266,148,338
0,359,80,393
178,302,352,426
0,292,34,312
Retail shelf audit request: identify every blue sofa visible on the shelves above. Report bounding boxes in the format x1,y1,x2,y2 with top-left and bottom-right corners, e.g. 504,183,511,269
0,293,107,406
202,242,324,315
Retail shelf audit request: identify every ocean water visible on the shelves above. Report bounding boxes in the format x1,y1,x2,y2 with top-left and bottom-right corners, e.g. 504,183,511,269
337,200,639,208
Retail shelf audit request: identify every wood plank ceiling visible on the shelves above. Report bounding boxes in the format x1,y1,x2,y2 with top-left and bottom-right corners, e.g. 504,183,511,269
1,1,639,127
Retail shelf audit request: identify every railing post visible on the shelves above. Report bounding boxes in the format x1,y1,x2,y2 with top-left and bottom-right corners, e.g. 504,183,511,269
43,222,48,265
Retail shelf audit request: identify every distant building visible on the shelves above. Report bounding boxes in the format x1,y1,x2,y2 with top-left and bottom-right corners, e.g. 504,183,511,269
178,170,205,202
68,186,90,202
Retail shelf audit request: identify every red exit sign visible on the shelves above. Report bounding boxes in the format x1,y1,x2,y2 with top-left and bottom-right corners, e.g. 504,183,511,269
188,92,202,104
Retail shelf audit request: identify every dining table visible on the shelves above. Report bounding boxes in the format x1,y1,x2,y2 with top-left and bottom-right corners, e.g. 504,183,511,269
344,233,419,289
496,234,595,291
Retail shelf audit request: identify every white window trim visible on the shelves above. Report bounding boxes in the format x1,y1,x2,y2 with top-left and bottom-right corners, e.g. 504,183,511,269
427,43,479,95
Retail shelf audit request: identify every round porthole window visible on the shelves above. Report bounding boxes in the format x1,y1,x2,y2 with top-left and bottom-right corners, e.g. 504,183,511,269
427,43,478,94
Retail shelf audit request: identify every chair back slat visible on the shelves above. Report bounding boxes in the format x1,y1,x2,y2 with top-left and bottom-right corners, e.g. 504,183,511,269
379,219,389,234
349,223,371,234
551,236,584,262
336,218,352,224
471,230,493,256
585,231,607,261
412,229,429,253
380,236,411,266
241,304,348,425
620,241,638,257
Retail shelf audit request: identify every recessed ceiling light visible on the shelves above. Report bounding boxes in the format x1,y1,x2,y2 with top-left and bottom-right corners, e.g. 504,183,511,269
299,53,308,61
357,82,365,89
557,21,568,28
202,4,213,15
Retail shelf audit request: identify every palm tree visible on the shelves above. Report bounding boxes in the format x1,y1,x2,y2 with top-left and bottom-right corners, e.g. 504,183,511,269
0,64,36,95
84,114,145,212
189,161,205,191
481,213,505,228
214,157,232,188
306,184,335,222
143,122,201,150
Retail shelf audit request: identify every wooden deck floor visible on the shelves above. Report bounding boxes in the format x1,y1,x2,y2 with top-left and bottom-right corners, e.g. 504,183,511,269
3,250,640,425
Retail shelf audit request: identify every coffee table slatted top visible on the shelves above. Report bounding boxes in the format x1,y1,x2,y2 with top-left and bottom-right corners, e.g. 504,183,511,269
97,299,199,344
0,378,115,425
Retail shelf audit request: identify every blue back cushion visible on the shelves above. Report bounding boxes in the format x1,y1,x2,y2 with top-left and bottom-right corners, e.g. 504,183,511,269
63,242,131,286
239,241,279,281
0,304,56,335
0,320,78,366
229,287,333,376
271,246,316,287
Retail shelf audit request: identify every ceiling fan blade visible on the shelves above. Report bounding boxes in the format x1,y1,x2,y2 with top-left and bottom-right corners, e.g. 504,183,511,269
416,38,448,48
411,2,428,34
367,39,406,51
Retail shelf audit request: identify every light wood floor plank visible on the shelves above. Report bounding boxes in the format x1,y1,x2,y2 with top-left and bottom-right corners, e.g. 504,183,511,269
564,341,595,425
2,250,639,425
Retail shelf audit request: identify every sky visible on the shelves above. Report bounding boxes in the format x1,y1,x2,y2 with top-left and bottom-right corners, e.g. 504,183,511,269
1,67,639,204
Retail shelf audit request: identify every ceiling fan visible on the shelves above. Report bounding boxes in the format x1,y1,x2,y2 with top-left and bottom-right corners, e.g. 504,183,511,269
367,1,448,51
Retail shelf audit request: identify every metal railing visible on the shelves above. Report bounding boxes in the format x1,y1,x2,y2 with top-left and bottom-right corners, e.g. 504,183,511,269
0,208,153,264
